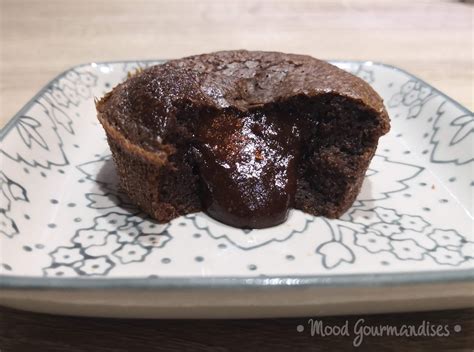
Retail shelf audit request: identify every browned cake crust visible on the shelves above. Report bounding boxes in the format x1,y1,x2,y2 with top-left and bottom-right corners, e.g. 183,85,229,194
97,50,390,225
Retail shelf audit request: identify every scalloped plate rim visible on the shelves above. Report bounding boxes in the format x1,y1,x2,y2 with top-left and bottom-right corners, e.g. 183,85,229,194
0,60,473,291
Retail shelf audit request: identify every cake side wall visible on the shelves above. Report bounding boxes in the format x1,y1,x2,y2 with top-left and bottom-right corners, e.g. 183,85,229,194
106,133,201,223
295,145,376,218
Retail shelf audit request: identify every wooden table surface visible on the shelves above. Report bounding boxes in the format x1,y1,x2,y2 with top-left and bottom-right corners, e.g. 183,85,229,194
0,0,473,350
0,307,473,351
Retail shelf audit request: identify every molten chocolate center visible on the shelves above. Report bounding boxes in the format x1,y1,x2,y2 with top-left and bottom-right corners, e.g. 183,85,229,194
194,111,300,228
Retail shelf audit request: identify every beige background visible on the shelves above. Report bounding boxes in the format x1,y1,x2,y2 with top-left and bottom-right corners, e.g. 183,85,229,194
0,0,473,126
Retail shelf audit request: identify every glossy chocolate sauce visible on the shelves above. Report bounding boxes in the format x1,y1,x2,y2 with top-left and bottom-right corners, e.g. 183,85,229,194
194,111,301,228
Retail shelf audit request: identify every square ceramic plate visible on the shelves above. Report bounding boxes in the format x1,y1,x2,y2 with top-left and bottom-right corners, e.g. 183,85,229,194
0,60,472,318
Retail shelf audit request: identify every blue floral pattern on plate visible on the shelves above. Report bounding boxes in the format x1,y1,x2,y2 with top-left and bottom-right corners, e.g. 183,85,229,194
0,60,472,278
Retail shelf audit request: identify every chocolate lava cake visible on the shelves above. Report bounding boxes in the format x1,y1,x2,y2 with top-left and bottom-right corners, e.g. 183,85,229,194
96,50,390,228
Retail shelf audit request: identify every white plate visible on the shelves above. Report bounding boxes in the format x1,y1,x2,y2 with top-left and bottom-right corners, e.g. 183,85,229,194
0,60,472,318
